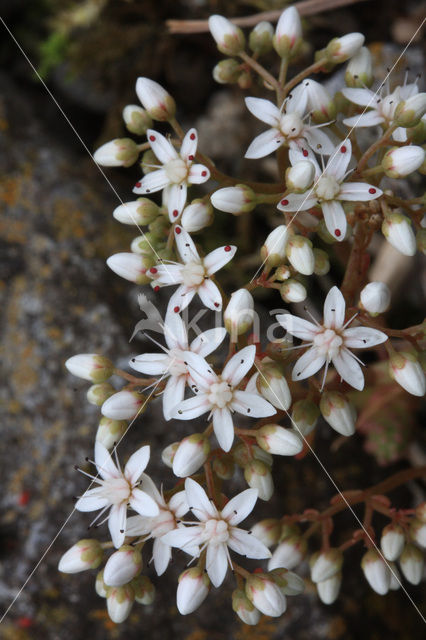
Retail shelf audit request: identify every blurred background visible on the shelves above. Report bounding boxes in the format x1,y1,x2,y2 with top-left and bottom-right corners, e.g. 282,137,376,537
0,1,425,638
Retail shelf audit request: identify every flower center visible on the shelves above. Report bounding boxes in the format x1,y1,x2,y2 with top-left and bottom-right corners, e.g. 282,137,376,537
165,157,189,184
180,262,205,287
208,380,233,409
313,328,343,359
168,348,189,377
315,175,341,201
151,508,176,538
203,519,229,545
103,477,132,505
280,112,303,139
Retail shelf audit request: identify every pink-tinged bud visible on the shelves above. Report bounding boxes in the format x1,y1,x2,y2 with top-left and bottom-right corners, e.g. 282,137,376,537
382,145,425,178
286,160,315,193
177,567,210,615
94,138,139,167
181,200,213,233
382,213,416,256
249,21,274,55
297,79,336,123
310,549,343,583
245,573,287,617
286,235,315,275
58,539,103,573
399,544,424,585
224,289,254,339
244,459,274,501
123,105,152,135
291,399,319,436
87,383,115,406
360,281,391,316
113,199,159,226
106,585,135,623
101,390,146,420
261,225,289,266
268,535,307,571
361,549,391,595
95,570,108,597
380,523,405,561
65,354,114,383
280,279,307,303
96,418,127,450
326,33,364,63
212,454,235,480
135,77,176,121
270,568,305,596
162,442,179,468
389,351,425,397
256,425,303,456
104,546,142,587
273,6,302,57
275,265,291,281
233,443,272,468
317,572,342,604
213,58,241,84
132,575,156,604
395,93,426,128
345,46,373,88
416,502,426,523
107,252,154,285
320,392,356,437
410,518,426,549
251,519,281,548
257,361,292,410
172,433,210,477
211,185,256,215
232,589,261,625
208,15,245,56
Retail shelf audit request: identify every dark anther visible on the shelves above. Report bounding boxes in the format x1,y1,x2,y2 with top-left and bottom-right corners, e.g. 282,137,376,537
178,410,183,414
234,510,237,515
240,359,244,364
247,408,251,413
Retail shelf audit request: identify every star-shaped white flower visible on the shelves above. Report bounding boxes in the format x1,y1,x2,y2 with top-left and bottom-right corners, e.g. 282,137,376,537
277,139,382,241
162,479,271,587
130,309,227,420
277,286,388,390
75,443,159,548
171,345,276,451
244,91,334,160
148,226,236,313
133,128,210,222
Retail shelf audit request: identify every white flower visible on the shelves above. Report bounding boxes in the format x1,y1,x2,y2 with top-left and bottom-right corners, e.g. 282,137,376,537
162,479,271,587
75,442,159,548
171,345,276,451
277,286,388,390
244,91,334,160
176,567,210,614
130,309,226,419
380,523,405,561
278,140,382,241
361,549,391,594
147,226,236,313
133,128,210,222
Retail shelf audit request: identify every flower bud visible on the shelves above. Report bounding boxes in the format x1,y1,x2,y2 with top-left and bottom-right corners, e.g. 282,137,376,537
345,46,373,87
232,589,261,625
270,568,305,596
101,390,146,420
382,212,416,256
280,279,307,303
208,15,245,56
95,570,108,597
416,502,426,523
261,225,289,267
212,454,235,480
244,459,274,501
233,443,272,468
96,417,128,450
211,185,256,215
399,543,424,585
58,539,103,573
361,549,390,595
317,572,342,604
380,523,405,561
313,248,330,276
249,21,274,55
181,200,213,233
286,235,315,275
123,105,152,136
245,574,287,617
275,265,291,281
286,161,315,193
212,58,241,84
382,145,425,178
106,585,135,623
268,535,306,570
104,546,143,587
298,79,336,123
87,382,115,406
162,442,179,468
256,425,303,456
140,149,158,173
325,33,364,63
250,519,281,548
394,93,426,128
310,549,343,583
273,7,302,58
172,433,210,477
291,399,319,436
131,234,163,257
410,518,426,549
94,138,139,167
389,351,425,397
177,567,210,615
320,392,356,437
360,281,391,316
107,252,154,284
113,199,159,226
65,354,114,383
132,575,156,604
224,289,254,339
257,361,292,410
135,77,176,121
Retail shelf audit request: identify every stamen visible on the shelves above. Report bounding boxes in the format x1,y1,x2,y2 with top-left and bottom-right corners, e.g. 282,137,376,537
320,359,330,392
342,311,359,330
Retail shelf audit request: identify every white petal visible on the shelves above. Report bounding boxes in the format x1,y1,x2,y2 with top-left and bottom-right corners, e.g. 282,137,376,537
167,183,187,221
332,349,364,390
146,129,177,164
75,488,109,512
153,538,171,576
228,528,271,559
222,345,256,386
167,286,196,314
341,87,376,107
212,407,235,452
94,441,121,480
276,313,318,341
162,375,186,420
303,126,335,155
204,246,236,275
140,472,163,504
129,488,160,517
321,200,347,241
221,489,258,525
125,445,150,485
231,390,276,418
172,393,210,420
292,348,326,381
125,515,150,537
343,112,384,128
130,352,169,375
180,128,198,161
188,164,210,185
343,326,388,349
108,503,127,548
277,192,316,212
245,97,280,127
185,478,218,521
162,525,202,552
164,310,188,350
190,327,227,357
392,127,408,142
133,169,170,195
151,263,183,285
286,84,308,115
245,129,285,159
174,226,200,264
183,351,218,389
325,140,352,181
323,286,346,329
197,279,223,311
338,182,382,201
206,543,228,587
